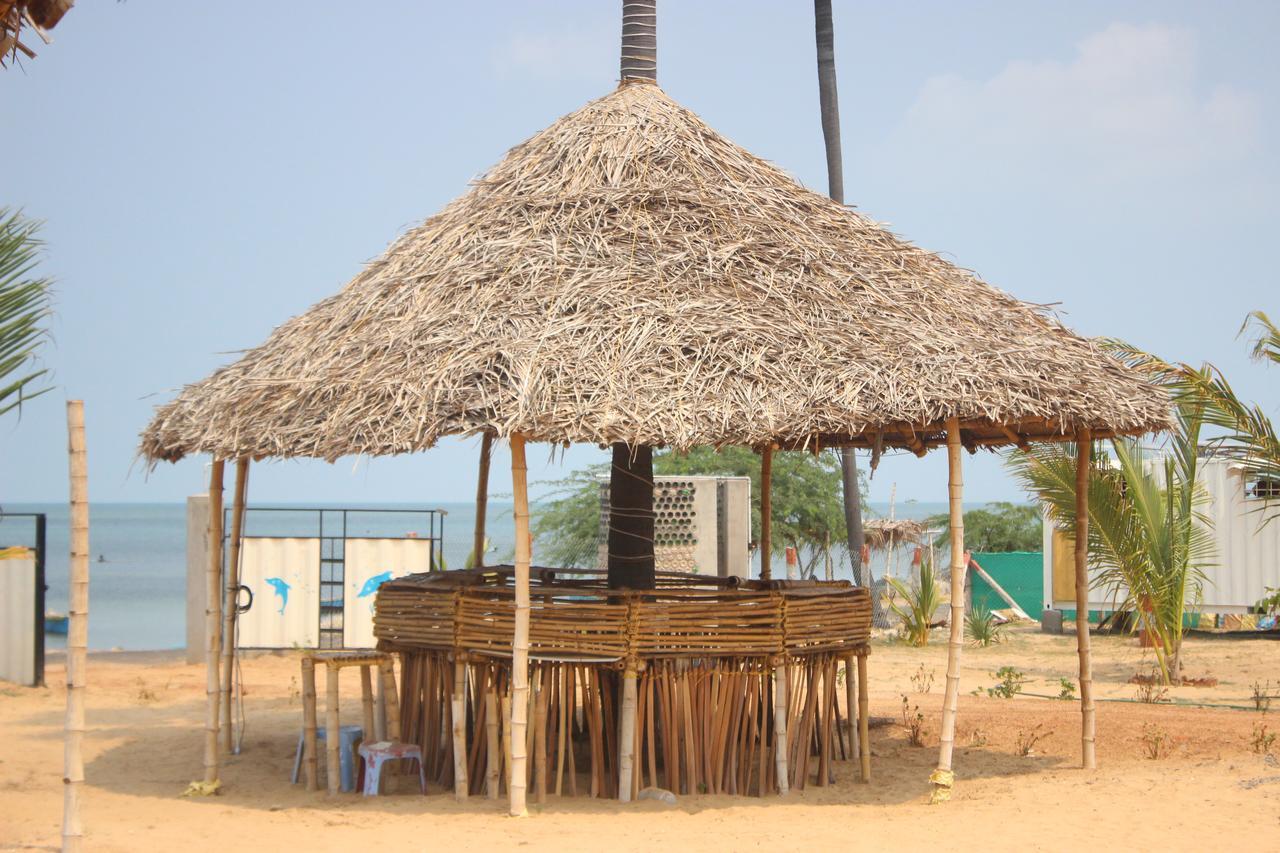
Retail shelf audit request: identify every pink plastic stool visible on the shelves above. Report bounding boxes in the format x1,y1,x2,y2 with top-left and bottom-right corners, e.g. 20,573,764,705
357,740,427,796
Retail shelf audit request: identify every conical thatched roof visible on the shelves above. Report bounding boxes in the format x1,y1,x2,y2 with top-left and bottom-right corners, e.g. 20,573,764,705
140,82,1169,463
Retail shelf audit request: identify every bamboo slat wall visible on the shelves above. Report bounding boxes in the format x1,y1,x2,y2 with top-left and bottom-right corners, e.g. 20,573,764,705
378,568,870,799
374,568,872,662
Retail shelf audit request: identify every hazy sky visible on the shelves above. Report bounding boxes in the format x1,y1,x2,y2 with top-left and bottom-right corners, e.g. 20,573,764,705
3,1,1276,508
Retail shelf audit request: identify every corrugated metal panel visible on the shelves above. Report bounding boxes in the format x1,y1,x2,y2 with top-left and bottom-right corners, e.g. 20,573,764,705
1046,458,1280,613
238,537,320,648
344,538,433,649
0,552,35,685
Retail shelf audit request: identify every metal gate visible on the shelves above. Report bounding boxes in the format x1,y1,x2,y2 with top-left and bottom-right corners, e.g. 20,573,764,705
0,513,47,686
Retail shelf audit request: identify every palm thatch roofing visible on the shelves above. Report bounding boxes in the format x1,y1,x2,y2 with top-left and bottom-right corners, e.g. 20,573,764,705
862,519,926,551
140,82,1169,464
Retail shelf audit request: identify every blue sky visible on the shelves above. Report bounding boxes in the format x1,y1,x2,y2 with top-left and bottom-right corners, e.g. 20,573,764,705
3,1,1276,508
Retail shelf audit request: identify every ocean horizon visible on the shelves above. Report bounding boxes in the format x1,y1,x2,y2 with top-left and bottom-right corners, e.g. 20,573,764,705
3,499,955,651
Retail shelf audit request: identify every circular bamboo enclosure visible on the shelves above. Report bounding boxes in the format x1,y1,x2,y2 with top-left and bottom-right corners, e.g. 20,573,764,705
374,568,872,799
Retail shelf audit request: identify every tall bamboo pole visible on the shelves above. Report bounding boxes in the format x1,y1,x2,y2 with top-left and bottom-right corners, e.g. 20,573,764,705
63,401,88,853
509,434,531,816
618,661,638,802
1075,430,1096,769
930,418,965,804
452,657,469,800
772,658,789,795
203,459,225,785
760,446,773,581
220,458,249,754
473,433,492,568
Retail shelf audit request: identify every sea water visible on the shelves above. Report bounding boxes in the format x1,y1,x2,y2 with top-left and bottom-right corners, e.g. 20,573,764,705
1,500,946,651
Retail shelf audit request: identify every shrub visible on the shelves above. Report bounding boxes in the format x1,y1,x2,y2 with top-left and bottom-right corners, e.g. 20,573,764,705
966,603,1003,647
986,666,1026,699
888,551,943,647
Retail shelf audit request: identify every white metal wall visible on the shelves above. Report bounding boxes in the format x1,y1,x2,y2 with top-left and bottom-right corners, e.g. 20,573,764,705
1045,458,1280,613
343,538,433,648
0,551,36,685
238,537,320,648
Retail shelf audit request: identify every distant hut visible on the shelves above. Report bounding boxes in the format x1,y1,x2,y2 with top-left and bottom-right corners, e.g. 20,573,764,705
141,2,1168,810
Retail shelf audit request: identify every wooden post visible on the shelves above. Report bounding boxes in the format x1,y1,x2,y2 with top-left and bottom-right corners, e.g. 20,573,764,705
534,671,549,804
1076,430,1097,770
857,653,870,783
760,445,773,581
509,434,532,816
301,657,319,790
473,433,492,568
325,663,341,796
772,657,788,795
203,459,225,785
618,662,638,802
486,684,500,798
63,401,88,852
930,418,965,803
844,653,858,759
220,458,249,754
360,665,376,746
452,657,469,800
380,658,400,741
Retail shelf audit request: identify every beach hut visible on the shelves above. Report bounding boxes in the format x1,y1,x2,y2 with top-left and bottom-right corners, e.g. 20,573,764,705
139,2,1169,811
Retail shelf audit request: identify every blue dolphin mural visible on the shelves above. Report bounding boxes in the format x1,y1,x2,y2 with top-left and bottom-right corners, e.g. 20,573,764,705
264,577,291,615
358,571,393,613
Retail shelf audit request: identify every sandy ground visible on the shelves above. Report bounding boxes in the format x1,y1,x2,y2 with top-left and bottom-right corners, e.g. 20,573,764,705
3,627,1280,852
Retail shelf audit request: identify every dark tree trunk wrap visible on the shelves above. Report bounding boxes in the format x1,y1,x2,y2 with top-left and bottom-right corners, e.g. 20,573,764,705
607,442,656,589
620,0,657,83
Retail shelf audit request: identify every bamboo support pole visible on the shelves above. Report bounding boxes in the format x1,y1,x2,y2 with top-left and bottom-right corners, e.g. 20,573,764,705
534,672,549,804
380,658,400,741
301,657,319,790
373,661,387,743
452,657,469,800
1076,430,1097,770
857,653,870,783
486,683,500,798
220,458,249,755
360,666,375,748
617,662,638,802
325,664,340,796
502,694,513,794
760,446,773,581
772,658,788,795
203,459,225,785
844,653,858,759
931,417,965,803
63,401,88,853
509,434,531,816
473,432,492,568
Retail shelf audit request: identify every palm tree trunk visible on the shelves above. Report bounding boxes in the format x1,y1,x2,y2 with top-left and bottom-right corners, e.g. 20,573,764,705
608,443,655,588
620,0,657,83
814,1,872,615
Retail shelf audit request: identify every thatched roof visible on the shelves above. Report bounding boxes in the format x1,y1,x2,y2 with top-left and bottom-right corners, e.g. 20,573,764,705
862,520,926,551
140,82,1169,464
1,1,73,66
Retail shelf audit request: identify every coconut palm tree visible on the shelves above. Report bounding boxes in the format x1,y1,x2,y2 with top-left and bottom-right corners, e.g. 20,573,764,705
813,0,870,598
1008,401,1214,684
0,207,53,417
1110,315,1280,527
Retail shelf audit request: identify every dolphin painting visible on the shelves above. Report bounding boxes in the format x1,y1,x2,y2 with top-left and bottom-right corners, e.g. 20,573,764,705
264,577,291,615
358,571,393,612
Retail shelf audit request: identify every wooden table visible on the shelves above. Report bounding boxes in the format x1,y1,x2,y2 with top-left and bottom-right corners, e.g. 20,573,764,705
300,651,400,795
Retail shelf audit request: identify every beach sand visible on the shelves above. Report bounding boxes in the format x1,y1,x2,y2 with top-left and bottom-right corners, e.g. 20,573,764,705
3,627,1279,851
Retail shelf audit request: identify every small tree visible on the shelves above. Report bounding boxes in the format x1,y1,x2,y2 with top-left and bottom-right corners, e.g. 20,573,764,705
927,502,1042,553
0,208,53,416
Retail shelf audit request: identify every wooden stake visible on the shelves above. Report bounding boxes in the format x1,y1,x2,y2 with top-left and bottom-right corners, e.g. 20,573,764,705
452,657,469,800
534,670,549,804
63,401,88,852
844,653,858,759
220,458,249,755
1076,430,1097,770
381,658,400,740
509,434,531,816
931,417,965,803
203,459,225,785
760,446,773,581
360,666,375,750
301,657,319,790
857,653,870,783
486,680,500,798
473,432,492,568
617,662,638,802
325,663,341,796
772,658,788,795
